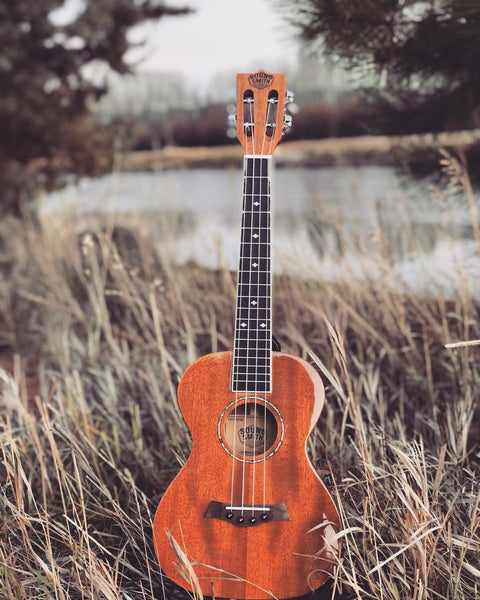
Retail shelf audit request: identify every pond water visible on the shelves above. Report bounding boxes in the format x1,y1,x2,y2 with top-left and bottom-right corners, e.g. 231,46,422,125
43,165,480,295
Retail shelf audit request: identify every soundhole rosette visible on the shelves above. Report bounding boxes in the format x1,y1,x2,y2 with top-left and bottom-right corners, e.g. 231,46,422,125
218,397,284,463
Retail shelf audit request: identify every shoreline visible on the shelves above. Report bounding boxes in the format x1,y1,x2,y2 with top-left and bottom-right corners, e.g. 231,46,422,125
120,129,480,171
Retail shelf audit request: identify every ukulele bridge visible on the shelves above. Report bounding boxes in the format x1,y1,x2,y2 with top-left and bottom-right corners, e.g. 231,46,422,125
205,501,289,527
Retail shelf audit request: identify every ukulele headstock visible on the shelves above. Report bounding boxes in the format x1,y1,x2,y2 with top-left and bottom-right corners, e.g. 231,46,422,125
235,71,292,156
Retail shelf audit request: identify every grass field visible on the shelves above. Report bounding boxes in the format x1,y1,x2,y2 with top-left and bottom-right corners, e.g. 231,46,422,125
0,154,479,599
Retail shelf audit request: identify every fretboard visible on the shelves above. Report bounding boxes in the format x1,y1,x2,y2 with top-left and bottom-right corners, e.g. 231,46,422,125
231,156,272,393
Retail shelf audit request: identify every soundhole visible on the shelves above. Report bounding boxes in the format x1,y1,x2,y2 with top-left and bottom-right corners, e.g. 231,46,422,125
218,398,284,462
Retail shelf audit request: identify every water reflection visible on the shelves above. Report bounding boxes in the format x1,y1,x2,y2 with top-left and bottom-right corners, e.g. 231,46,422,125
43,166,480,294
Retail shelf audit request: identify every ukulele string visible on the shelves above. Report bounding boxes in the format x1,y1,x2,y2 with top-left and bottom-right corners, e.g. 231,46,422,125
264,96,274,513
250,152,260,518
231,91,255,512
241,92,256,516
253,95,274,515
230,155,248,514
233,156,249,515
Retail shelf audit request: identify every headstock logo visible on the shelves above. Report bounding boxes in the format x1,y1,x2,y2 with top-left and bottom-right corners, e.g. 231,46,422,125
248,72,274,89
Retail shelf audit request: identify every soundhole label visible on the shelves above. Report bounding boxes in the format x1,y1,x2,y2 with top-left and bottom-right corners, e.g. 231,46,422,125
239,424,264,448
218,398,284,462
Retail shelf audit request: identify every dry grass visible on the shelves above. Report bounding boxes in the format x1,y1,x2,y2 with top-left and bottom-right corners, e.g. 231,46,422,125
0,155,479,600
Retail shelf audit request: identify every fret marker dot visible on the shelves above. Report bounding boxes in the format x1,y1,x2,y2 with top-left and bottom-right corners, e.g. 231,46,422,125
252,262,258,267
241,323,247,328
251,301,257,305
260,323,267,328
253,201,259,206
253,234,259,239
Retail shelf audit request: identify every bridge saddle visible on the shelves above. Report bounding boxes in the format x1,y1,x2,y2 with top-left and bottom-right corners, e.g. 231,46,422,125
205,501,289,527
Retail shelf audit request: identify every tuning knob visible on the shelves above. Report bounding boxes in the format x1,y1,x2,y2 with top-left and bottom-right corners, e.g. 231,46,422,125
228,113,237,128
283,114,293,133
285,90,294,104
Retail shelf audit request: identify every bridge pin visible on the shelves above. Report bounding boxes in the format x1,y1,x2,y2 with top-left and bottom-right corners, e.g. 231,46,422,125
249,516,257,524
261,513,269,521
237,515,245,523
226,512,234,519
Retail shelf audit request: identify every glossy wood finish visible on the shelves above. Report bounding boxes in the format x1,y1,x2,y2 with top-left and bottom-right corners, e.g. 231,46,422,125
153,351,340,600
236,71,287,156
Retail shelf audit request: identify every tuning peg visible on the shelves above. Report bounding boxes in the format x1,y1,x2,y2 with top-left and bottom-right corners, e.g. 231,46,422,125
283,114,293,134
285,90,294,104
228,113,237,128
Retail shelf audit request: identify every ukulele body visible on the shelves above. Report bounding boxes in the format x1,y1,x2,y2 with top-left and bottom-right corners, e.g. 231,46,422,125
153,351,340,600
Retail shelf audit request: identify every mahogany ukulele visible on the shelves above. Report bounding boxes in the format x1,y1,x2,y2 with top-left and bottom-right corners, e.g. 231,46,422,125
153,71,340,599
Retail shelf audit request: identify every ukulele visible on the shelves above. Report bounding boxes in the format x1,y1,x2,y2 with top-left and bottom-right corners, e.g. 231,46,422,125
153,71,340,600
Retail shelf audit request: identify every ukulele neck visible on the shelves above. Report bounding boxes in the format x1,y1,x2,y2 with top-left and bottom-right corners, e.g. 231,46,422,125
231,155,272,394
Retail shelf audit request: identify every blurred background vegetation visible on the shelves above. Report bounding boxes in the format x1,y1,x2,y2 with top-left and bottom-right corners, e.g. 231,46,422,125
2,0,480,216
0,0,191,217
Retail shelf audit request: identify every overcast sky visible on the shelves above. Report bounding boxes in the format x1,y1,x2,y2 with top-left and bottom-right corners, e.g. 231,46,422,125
127,0,300,91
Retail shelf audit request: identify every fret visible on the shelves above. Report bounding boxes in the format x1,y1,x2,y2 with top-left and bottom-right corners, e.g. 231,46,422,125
237,275,270,283
233,359,271,367
238,275,271,282
244,179,269,195
237,310,270,317
239,235,270,245
232,375,271,381
232,375,271,382
239,242,270,249
245,158,269,177
237,271,271,279
242,213,270,229
238,277,269,288
233,358,270,363
235,346,270,354
235,322,270,331
236,291,271,296
232,378,271,385
232,371,270,379
235,348,270,360
234,344,270,353
237,280,271,288
239,256,270,268
236,313,271,322
234,334,269,343
236,292,270,302
232,383,270,392
233,375,271,381
239,255,270,264
242,206,269,214
242,195,269,204
237,297,269,308
239,246,270,259
232,372,270,378
235,326,271,333
238,268,270,276
234,356,270,364
233,367,270,372
233,371,271,378
236,301,271,308
235,314,271,322
238,270,271,276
